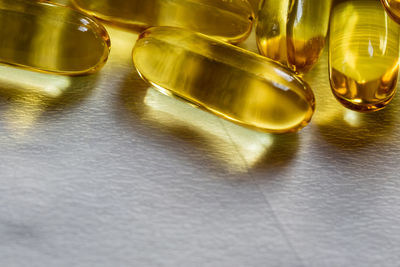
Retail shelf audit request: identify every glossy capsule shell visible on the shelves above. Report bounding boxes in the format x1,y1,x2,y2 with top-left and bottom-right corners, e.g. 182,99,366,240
0,0,110,75
71,0,254,44
132,27,316,133
256,0,332,73
381,0,400,24
329,0,400,112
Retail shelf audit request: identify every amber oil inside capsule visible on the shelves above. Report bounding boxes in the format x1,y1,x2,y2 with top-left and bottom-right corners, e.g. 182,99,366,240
0,0,110,75
381,0,400,24
133,27,315,133
329,0,400,112
71,0,254,44
256,0,332,73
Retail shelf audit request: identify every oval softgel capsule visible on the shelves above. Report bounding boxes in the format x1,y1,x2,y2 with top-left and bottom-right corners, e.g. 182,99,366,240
329,0,400,112
256,0,332,73
71,0,254,44
133,27,315,133
0,0,110,75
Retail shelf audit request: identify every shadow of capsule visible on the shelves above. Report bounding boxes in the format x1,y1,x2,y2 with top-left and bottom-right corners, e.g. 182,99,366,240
314,98,398,149
0,64,99,135
304,48,399,150
116,69,300,175
252,133,299,170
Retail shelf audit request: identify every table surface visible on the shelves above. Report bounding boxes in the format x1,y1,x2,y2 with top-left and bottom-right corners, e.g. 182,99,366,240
1,3,400,267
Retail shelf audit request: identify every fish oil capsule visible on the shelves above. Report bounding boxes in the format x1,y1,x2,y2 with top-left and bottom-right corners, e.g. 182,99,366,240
329,0,400,112
71,0,254,44
0,0,110,75
256,0,332,73
132,27,315,133
381,0,400,23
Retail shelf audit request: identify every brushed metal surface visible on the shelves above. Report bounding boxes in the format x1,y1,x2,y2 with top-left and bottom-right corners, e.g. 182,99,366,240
1,6,400,267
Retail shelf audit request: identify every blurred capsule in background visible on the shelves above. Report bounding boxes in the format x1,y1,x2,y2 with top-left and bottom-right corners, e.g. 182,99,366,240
329,0,400,112
256,0,332,73
0,0,110,75
133,27,315,134
381,0,400,24
71,0,254,44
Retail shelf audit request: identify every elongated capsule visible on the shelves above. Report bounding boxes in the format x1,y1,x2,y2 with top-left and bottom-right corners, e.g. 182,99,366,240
0,0,110,75
71,0,254,44
256,0,332,73
381,0,400,24
132,27,315,133
329,0,400,112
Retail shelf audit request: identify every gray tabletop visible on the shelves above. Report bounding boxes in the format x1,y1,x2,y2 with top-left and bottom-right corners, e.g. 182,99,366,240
1,5,400,267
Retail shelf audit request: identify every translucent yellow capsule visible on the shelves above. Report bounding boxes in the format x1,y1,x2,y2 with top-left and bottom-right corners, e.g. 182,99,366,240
249,0,261,12
132,27,315,133
0,0,110,75
329,0,400,112
256,0,332,73
71,0,254,44
381,0,400,24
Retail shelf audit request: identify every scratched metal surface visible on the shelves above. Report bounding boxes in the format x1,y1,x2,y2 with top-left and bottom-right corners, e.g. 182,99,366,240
1,3,400,267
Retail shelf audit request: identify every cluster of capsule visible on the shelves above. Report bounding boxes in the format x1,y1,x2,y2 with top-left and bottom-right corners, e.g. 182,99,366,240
2,0,400,133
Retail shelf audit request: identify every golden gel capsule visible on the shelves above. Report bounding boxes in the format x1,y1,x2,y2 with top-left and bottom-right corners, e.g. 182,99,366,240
249,0,261,12
0,0,110,75
71,0,254,44
381,0,400,23
132,27,315,133
329,0,400,112
256,0,332,73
